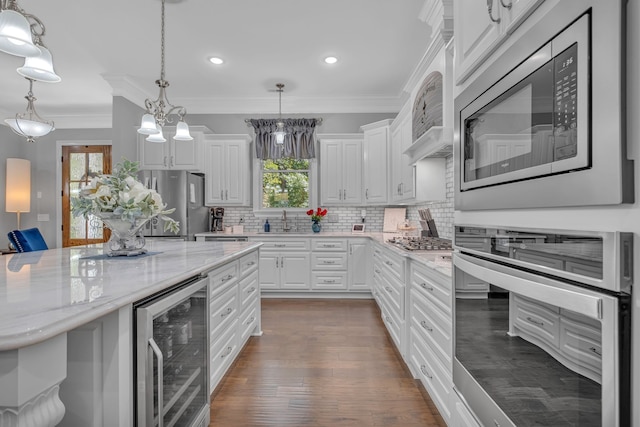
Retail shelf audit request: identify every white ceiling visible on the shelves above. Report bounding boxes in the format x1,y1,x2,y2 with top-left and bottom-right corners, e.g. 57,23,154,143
0,0,434,128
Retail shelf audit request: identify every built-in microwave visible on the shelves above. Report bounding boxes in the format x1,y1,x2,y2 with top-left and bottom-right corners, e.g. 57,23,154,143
454,1,633,210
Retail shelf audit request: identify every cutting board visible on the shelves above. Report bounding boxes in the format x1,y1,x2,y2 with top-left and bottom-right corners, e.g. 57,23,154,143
383,208,406,232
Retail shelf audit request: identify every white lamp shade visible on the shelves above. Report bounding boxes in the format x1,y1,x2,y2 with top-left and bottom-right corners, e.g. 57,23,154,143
173,120,193,141
146,125,166,143
6,158,31,213
17,45,61,83
4,117,54,137
274,130,286,144
0,10,40,57
138,114,160,135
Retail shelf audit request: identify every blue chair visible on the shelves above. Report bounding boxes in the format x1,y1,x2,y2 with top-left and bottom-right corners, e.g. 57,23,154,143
8,228,48,252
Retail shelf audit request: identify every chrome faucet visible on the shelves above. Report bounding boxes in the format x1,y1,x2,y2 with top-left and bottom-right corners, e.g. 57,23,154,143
282,209,291,232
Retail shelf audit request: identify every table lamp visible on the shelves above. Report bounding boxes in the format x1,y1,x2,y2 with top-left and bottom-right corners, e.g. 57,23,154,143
6,158,31,230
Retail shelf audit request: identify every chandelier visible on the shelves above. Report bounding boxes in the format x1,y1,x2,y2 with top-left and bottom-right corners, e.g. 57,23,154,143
137,0,192,142
0,0,59,142
273,83,287,145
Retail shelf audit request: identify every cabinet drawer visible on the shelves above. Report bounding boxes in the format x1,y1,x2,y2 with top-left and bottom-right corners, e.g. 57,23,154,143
381,304,403,352
379,270,404,317
559,314,602,384
511,293,560,347
311,271,348,290
410,289,452,369
311,239,347,251
239,269,259,310
410,328,452,423
209,262,239,297
210,283,238,343
238,305,259,348
380,250,405,282
411,262,451,316
239,251,259,277
210,318,238,393
260,239,310,251
311,253,347,270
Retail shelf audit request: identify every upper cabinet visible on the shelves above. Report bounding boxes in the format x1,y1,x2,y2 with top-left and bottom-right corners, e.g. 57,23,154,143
361,120,392,205
319,135,363,205
454,0,546,84
203,134,252,206
138,125,212,171
390,114,415,203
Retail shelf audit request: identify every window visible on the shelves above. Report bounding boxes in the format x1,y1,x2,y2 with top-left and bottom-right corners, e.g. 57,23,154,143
253,157,317,213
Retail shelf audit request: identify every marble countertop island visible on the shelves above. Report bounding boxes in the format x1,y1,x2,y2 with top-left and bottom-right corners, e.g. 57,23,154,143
0,240,261,351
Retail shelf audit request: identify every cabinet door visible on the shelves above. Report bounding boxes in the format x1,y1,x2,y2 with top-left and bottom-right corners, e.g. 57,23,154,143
341,140,363,204
391,125,404,202
204,141,226,205
170,132,200,170
348,241,370,290
280,253,311,289
224,142,246,204
363,127,388,204
138,133,169,170
454,0,501,82
502,0,546,34
320,141,343,204
259,252,280,290
400,118,415,199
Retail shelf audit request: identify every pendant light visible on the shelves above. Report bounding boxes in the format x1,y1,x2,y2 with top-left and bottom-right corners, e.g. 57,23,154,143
273,83,287,145
0,3,40,57
137,0,192,141
4,78,54,143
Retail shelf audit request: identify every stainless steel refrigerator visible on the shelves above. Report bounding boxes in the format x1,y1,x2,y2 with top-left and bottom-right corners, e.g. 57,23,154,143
138,170,209,240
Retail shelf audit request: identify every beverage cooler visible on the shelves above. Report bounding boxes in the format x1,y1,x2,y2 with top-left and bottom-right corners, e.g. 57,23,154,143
134,276,210,427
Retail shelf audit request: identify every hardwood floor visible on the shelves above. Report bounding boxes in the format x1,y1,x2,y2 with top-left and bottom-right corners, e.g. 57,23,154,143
209,299,447,426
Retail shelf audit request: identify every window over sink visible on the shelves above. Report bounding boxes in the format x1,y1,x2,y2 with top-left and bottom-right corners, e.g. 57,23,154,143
253,157,317,215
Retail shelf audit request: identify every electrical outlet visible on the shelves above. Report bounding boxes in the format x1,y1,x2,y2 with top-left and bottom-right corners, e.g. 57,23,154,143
328,213,338,223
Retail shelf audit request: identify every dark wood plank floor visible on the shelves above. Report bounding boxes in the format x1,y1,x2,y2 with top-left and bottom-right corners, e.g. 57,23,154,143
209,298,447,426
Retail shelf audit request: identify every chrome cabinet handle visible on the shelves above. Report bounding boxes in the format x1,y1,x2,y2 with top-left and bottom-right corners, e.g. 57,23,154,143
590,347,602,357
343,189,346,199
323,260,336,264
339,189,342,200
375,269,381,274
526,316,544,327
221,307,233,317
163,156,168,167
420,320,433,332
420,365,432,380
365,188,369,199
170,156,174,167
500,0,512,9
487,0,501,23
275,244,285,247
420,283,434,292
248,287,256,293
220,190,224,200
225,190,228,200
221,346,233,358
275,258,279,268
281,257,284,268
385,316,392,324
385,261,393,266
247,316,255,324
323,279,336,284
323,244,336,248
148,338,164,427
385,286,393,293
221,274,233,283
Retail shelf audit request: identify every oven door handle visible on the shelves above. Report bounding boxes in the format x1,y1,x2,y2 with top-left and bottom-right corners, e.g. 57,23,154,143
454,252,603,320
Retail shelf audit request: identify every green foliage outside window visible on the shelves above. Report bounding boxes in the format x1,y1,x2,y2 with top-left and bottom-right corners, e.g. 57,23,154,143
262,159,310,208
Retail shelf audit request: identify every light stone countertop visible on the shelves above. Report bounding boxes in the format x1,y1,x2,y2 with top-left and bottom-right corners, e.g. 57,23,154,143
0,240,261,351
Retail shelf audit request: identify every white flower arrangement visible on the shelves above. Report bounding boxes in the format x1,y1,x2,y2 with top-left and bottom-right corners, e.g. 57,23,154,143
71,159,180,233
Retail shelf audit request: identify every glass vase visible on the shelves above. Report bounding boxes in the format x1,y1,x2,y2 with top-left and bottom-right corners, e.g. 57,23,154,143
97,213,152,256
311,220,322,233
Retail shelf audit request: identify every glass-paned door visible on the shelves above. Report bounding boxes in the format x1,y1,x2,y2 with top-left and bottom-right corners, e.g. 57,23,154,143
62,145,111,247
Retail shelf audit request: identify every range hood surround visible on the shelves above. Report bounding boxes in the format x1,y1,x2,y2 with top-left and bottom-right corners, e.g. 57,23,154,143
403,126,453,164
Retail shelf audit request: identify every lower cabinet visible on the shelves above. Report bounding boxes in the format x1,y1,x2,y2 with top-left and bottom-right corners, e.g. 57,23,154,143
208,250,261,394
348,239,370,291
451,393,482,427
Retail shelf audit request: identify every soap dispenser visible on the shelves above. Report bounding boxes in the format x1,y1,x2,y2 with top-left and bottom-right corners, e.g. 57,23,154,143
264,219,270,232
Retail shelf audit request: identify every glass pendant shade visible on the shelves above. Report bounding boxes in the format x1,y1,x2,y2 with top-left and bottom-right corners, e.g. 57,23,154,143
138,114,160,135
0,10,40,57
17,45,61,83
146,125,166,143
274,130,286,145
4,117,54,137
173,120,193,141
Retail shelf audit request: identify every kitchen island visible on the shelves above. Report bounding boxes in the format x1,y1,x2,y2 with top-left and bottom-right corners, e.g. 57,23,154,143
0,240,261,427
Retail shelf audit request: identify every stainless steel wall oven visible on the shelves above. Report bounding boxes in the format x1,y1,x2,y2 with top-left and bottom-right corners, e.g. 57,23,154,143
453,226,632,427
454,0,633,210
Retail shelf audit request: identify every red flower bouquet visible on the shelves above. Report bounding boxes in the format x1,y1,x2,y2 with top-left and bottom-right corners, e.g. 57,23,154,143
306,207,328,222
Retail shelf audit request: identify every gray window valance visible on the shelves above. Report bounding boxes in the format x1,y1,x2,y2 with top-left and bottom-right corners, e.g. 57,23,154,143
248,118,318,160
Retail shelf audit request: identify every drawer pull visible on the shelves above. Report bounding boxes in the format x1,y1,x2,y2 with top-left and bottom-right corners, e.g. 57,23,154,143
274,244,285,248
420,320,433,332
221,307,233,318
494,421,502,427
420,365,432,380
322,244,336,248
385,261,393,266
385,316,392,325
246,261,256,266
247,287,256,293
526,317,544,327
221,274,233,283
323,279,336,284
374,250,380,255
375,269,381,274
589,347,602,357
420,283,434,292
221,346,233,358
384,286,393,293
323,260,336,264
247,316,255,324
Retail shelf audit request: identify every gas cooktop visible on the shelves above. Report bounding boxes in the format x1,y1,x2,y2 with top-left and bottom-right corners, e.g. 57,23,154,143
386,236,453,252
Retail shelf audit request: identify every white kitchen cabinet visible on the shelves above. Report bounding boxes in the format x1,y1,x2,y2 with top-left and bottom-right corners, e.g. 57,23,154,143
319,135,363,205
361,120,391,204
347,239,370,291
454,0,546,83
255,239,311,291
137,125,211,171
203,134,251,206
390,115,415,203
311,239,348,290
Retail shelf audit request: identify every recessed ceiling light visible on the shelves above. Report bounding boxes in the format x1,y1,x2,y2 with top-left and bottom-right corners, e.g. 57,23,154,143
324,56,338,64
209,57,224,65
